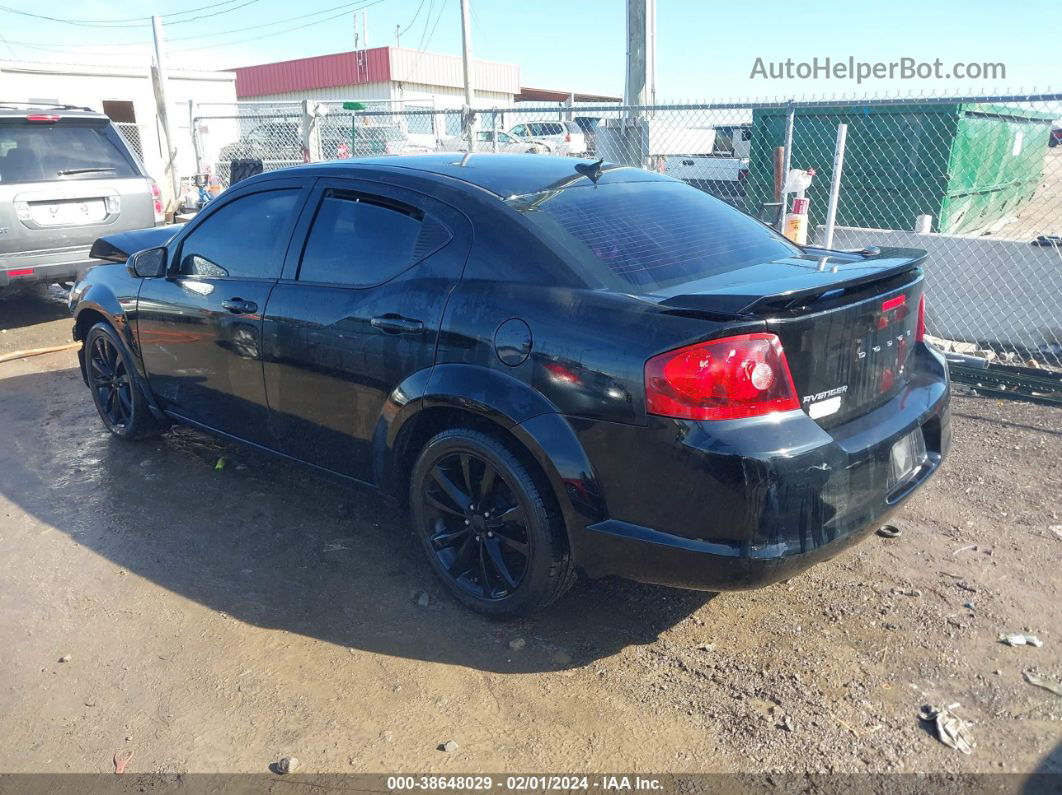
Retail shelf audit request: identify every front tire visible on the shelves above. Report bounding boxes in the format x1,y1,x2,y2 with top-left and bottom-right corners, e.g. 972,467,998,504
84,322,163,440
409,428,576,618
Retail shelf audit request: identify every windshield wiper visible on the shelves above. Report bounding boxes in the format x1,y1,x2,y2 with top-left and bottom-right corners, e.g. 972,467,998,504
56,167,116,176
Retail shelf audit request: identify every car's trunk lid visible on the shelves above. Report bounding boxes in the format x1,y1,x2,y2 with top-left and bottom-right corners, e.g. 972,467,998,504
651,247,926,426
0,177,155,254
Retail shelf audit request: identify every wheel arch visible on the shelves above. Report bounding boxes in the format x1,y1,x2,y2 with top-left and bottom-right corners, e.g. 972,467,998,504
73,291,163,420
374,363,607,546
73,288,128,384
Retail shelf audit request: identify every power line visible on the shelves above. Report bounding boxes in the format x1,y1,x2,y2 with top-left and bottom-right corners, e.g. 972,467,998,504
2,0,394,61
412,0,437,53
0,0,261,29
164,0,265,26
396,0,428,38
406,0,447,79
172,0,388,53
0,30,18,58
0,5,147,28
166,0,370,43
161,0,263,19
2,0,383,53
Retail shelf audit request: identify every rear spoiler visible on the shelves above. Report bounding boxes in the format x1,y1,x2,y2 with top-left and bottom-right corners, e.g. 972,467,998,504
658,248,926,318
90,224,184,263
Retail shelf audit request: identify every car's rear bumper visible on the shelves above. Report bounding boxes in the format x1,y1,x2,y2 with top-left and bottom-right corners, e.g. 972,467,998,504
567,345,951,591
0,246,101,287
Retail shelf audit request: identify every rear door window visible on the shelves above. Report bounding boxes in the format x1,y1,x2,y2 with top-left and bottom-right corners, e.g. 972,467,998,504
298,190,430,287
512,181,798,291
0,120,137,183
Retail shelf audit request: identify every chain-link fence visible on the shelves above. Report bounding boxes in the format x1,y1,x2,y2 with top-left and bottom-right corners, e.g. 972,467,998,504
192,91,1062,378
114,121,152,167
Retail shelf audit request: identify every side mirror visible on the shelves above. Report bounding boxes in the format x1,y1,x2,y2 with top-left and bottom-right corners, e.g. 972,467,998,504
128,247,167,279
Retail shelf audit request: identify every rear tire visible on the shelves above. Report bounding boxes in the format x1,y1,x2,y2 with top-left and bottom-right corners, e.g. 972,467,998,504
409,428,576,618
84,322,163,441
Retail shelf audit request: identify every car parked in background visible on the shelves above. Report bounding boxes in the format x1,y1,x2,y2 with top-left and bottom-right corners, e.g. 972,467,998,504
71,154,950,618
217,122,430,184
663,124,752,208
1049,126,1062,147
0,104,162,290
440,130,549,154
348,124,433,157
217,121,349,169
507,120,587,155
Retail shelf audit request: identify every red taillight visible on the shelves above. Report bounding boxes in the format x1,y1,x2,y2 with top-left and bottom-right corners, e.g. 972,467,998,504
645,332,800,421
565,132,571,142
26,114,59,123
150,180,164,223
915,294,926,343
7,268,34,277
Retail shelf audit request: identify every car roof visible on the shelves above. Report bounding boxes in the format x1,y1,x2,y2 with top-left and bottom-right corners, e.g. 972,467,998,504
304,154,673,198
0,103,108,121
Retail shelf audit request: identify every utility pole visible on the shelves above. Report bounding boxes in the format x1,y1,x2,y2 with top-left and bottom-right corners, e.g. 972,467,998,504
459,0,475,153
646,0,656,110
625,0,648,114
151,15,179,215
620,0,654,167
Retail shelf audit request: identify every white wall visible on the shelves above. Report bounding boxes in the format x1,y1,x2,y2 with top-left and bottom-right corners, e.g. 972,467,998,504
817,225,1062,355
387,47,519,95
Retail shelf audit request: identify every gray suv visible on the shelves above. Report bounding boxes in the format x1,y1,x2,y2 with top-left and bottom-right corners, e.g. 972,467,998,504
0,104,162,290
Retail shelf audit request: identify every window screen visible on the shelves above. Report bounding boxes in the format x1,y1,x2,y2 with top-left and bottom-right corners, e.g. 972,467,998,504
299,192,425,287
513,181,799,292
179,189,300,279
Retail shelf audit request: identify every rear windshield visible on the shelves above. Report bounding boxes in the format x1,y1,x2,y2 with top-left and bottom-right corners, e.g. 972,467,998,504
511,181,799,291
0,120,138,184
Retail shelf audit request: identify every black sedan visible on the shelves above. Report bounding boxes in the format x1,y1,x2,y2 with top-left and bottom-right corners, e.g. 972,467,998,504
70,155,950,617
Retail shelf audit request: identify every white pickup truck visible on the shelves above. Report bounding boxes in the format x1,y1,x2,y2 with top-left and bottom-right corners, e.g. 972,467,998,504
662,125,751,207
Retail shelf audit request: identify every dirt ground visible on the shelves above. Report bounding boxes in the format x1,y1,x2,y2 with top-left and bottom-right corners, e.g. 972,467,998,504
0,285,1060,778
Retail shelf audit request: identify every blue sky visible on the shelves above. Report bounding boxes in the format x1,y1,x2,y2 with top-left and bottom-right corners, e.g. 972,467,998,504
1,0,1059,100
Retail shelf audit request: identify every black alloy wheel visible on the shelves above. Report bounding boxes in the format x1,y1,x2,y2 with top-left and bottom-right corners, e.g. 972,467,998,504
84,322,163,440
422,449,531,601
410,429,576,617
88,332,133,431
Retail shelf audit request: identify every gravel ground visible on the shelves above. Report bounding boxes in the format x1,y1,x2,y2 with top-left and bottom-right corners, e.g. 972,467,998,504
0,286,1059,778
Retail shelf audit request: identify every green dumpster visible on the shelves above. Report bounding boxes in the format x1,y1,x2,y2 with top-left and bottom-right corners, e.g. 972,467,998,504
746,102,1053,235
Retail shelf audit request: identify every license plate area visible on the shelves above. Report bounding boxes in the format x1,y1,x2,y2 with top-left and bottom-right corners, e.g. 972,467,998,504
29,198,108,227
888,427,928,491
